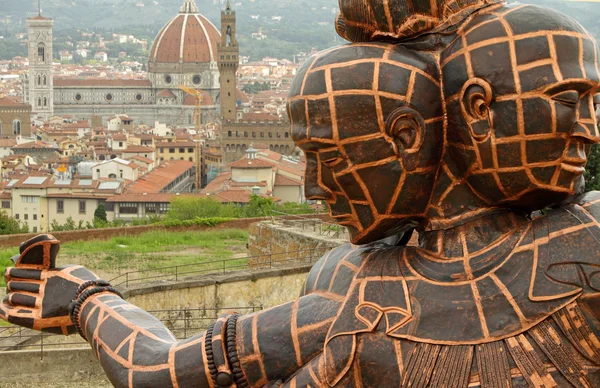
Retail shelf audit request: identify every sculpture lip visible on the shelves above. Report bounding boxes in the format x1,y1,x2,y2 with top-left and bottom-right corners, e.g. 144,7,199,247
561,159,586,174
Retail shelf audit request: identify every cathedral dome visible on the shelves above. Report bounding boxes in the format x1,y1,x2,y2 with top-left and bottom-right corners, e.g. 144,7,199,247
149,0,220,66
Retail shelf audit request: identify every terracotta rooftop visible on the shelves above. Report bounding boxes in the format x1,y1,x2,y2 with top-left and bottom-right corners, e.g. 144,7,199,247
229,158,274,169
0,97,28,108
13,141,59,150
150,13,220,64
275,174,303,186
126,160,194,194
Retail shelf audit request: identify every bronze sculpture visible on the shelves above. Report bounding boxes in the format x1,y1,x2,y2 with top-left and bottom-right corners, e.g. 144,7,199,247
2,1,600,387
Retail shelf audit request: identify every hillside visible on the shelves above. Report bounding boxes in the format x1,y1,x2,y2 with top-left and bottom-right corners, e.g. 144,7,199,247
0,0,597,61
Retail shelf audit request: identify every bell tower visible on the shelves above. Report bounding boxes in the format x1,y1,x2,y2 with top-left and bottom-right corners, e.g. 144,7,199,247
217,1,239,122
26,4,54,120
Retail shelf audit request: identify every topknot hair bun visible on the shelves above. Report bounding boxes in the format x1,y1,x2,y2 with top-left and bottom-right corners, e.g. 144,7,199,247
336,0,505,42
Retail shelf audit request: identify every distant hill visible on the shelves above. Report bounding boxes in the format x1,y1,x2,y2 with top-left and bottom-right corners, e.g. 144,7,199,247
0,0,597,61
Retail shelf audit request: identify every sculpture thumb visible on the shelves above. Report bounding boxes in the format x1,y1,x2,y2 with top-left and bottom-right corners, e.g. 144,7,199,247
14,234,60,270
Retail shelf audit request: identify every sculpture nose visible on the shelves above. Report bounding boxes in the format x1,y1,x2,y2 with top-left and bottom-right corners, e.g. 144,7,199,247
304,153,335,201
571,122,600,144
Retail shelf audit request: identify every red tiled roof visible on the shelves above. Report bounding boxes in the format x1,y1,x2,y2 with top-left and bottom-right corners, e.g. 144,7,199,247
45,193,114,199
128,155,154,164
123,146,155,153
54,78,152,87
0,97,28,108
229,158,274,169
0,139,17,147
157,89,176,98
126,160,194,193
150,13,219,64
241,112,282,122
275,174,302,186
201,172,231,194
13,141,59,150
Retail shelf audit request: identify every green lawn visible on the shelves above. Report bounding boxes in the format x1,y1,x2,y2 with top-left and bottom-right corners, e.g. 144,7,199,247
0,229,249,286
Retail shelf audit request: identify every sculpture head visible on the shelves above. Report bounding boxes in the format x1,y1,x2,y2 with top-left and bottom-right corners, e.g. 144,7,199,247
288,43,443,244
441,4,600,211
336,0,503,43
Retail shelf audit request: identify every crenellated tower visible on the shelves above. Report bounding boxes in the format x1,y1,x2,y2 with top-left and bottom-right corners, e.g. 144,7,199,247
26,8,54,120
217,1,239,122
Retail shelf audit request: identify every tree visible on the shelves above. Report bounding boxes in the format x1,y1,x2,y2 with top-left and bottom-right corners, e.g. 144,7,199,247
94,203,108,222
586,144,600,192
0,211,28,235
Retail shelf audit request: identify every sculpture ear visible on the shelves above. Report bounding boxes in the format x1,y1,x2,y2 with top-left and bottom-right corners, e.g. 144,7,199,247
460,78,494,142
385,107,426,172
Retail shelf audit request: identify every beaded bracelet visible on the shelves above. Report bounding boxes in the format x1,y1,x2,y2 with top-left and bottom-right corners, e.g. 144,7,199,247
75,279,111,300
205,323,218,384
225,314,248,388
69,285,123,340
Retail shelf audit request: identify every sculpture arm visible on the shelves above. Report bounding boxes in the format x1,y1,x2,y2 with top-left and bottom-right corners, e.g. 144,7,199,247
77,292,215,388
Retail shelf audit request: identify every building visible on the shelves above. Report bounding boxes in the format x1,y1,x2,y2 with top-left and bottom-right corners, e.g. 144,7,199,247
21,0,234,126
0,98,31,138
6,175,124,232
125,160,195,193
106,193,174,221
201,147,304,204
25,13,53,120
218,2,239,122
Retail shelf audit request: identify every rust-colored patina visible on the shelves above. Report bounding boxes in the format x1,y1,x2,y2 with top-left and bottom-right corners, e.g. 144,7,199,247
2,1,600,387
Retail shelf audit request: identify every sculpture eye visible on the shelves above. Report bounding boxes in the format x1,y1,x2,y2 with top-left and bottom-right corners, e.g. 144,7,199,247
320,150,344,168
551,90,579,107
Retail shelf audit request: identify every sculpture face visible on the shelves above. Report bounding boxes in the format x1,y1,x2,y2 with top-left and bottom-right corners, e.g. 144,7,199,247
442,4,600,210
288,43,443,244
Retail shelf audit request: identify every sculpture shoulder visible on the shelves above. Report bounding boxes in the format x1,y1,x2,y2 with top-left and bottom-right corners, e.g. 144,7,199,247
575,191,600,220
301,243,375,298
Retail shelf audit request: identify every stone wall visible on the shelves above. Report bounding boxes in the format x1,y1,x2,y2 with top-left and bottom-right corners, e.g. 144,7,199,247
248,219,348,267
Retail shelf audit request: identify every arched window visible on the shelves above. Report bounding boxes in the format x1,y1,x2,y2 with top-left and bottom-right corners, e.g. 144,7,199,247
99,155,106,161
37,97,42,107
43,97,47,107
37,75,41,86
108,173,117,179
13,120,21,135
285,145,290,154
43,75,47,85
227,130,232,137
285,132,290,138
37,43,45,62
226,144,230,152
226,26,232,47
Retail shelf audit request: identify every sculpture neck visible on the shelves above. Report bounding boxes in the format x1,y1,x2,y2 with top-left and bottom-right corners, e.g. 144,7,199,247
419,207,528,259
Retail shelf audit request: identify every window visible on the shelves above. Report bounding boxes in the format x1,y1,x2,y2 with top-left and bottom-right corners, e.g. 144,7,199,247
24,214,28,220
15,214,19,220
33,214,37,221
37,75,41,85
37,97,42,107
108,173,117,179
260,132,264,138
159,203,170,214
189,157,193,162
119,142,123,147
22,196,39,203
119,170,124,178
13,120,21,135
57,200,64,213
33,227,38,233
193,75,201,85
105,93,113,101
119,202,138,214
285,132,290,138
165,75,172,84
38,43,45,62
1,201,9,209
135,93,143,101
252,132,256,138
169,148,175,153
268,132,272,138
43,97,47,107
43,75,47,85
75,93,82,101
179,148,185,153
188,148,194,153
160,148,164,153
79,200,86,214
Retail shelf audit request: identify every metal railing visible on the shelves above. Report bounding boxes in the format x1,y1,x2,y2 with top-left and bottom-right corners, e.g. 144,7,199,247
0,306,263,358
107,248,326,288
268,210,348,239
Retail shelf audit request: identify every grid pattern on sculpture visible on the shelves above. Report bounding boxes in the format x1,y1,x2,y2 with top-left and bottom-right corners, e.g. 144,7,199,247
289,44,444,241
439,4,600,204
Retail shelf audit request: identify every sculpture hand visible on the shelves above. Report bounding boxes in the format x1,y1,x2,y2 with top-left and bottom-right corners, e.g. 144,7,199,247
0,235,99,335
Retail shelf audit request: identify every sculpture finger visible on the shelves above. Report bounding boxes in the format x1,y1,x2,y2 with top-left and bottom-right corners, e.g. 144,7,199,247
6,293,37,308
7,280,41,294
4,267,42,282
